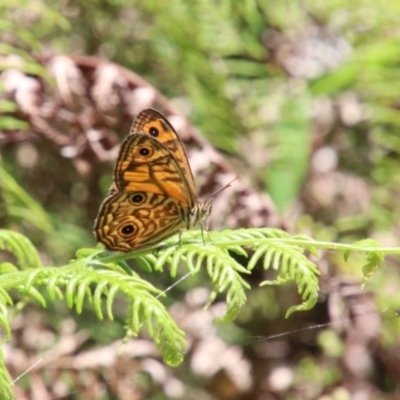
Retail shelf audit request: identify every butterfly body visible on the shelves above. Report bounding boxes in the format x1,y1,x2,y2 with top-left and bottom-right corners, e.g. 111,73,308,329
94,109,211,252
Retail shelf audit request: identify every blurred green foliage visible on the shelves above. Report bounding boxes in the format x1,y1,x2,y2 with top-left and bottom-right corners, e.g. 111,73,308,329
0,161,52,233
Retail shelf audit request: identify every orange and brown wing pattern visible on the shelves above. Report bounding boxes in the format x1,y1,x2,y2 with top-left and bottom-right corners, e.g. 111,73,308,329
130,109,197,198
94,191,187,252
113,134,194,208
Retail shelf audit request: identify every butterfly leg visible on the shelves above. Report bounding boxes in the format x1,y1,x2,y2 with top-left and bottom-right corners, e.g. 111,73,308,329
199,223,213,246
178,229,183,247
201,213,214,245
200,224,206,245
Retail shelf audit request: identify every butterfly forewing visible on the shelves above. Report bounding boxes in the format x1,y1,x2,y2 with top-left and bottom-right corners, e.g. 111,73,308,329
130,109,197,198
114,134,195,208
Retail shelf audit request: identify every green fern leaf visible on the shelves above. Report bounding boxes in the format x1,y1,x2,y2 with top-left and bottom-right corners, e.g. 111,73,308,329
0,230,42,270
0,164,52,233
0,339,13,399
0,298,12,341
353,239,384,281
137,235,250,323
242,229,320,317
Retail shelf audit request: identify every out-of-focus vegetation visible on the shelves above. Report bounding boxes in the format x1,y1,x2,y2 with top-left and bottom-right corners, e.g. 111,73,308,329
2,0,400,398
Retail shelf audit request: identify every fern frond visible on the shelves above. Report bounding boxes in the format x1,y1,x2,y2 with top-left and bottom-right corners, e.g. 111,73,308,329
2,225,388,374
0,230,42,270
132,228,320,320
208,228,319,312
220,228,320,316
124,288,186,366
291,234,319,256
0,258,186,366
0,339,13,400
0,292,12,341
0,163,53,233
351,239,384,282
136,236,250,322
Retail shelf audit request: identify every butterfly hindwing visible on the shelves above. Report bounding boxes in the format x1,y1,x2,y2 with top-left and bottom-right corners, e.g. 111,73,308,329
94,191,188,252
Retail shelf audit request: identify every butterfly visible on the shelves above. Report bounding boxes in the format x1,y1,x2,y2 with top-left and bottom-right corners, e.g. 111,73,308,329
94,108,212,252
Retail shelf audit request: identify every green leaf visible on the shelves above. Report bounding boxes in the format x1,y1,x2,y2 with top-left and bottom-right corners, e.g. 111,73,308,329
0,164,53,233
0,230,42,270
353,239,384,281
266,96,311,211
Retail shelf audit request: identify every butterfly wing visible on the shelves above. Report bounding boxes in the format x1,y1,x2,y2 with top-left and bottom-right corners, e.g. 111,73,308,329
130,108,197,198
94,109,205,252
94,191,187,252
114,134,195,208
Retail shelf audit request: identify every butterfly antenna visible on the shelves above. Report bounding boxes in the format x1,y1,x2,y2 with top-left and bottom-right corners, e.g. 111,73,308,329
208,176,240,200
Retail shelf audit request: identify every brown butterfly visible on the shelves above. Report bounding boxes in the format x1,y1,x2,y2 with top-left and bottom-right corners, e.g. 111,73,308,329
94,109,212,252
